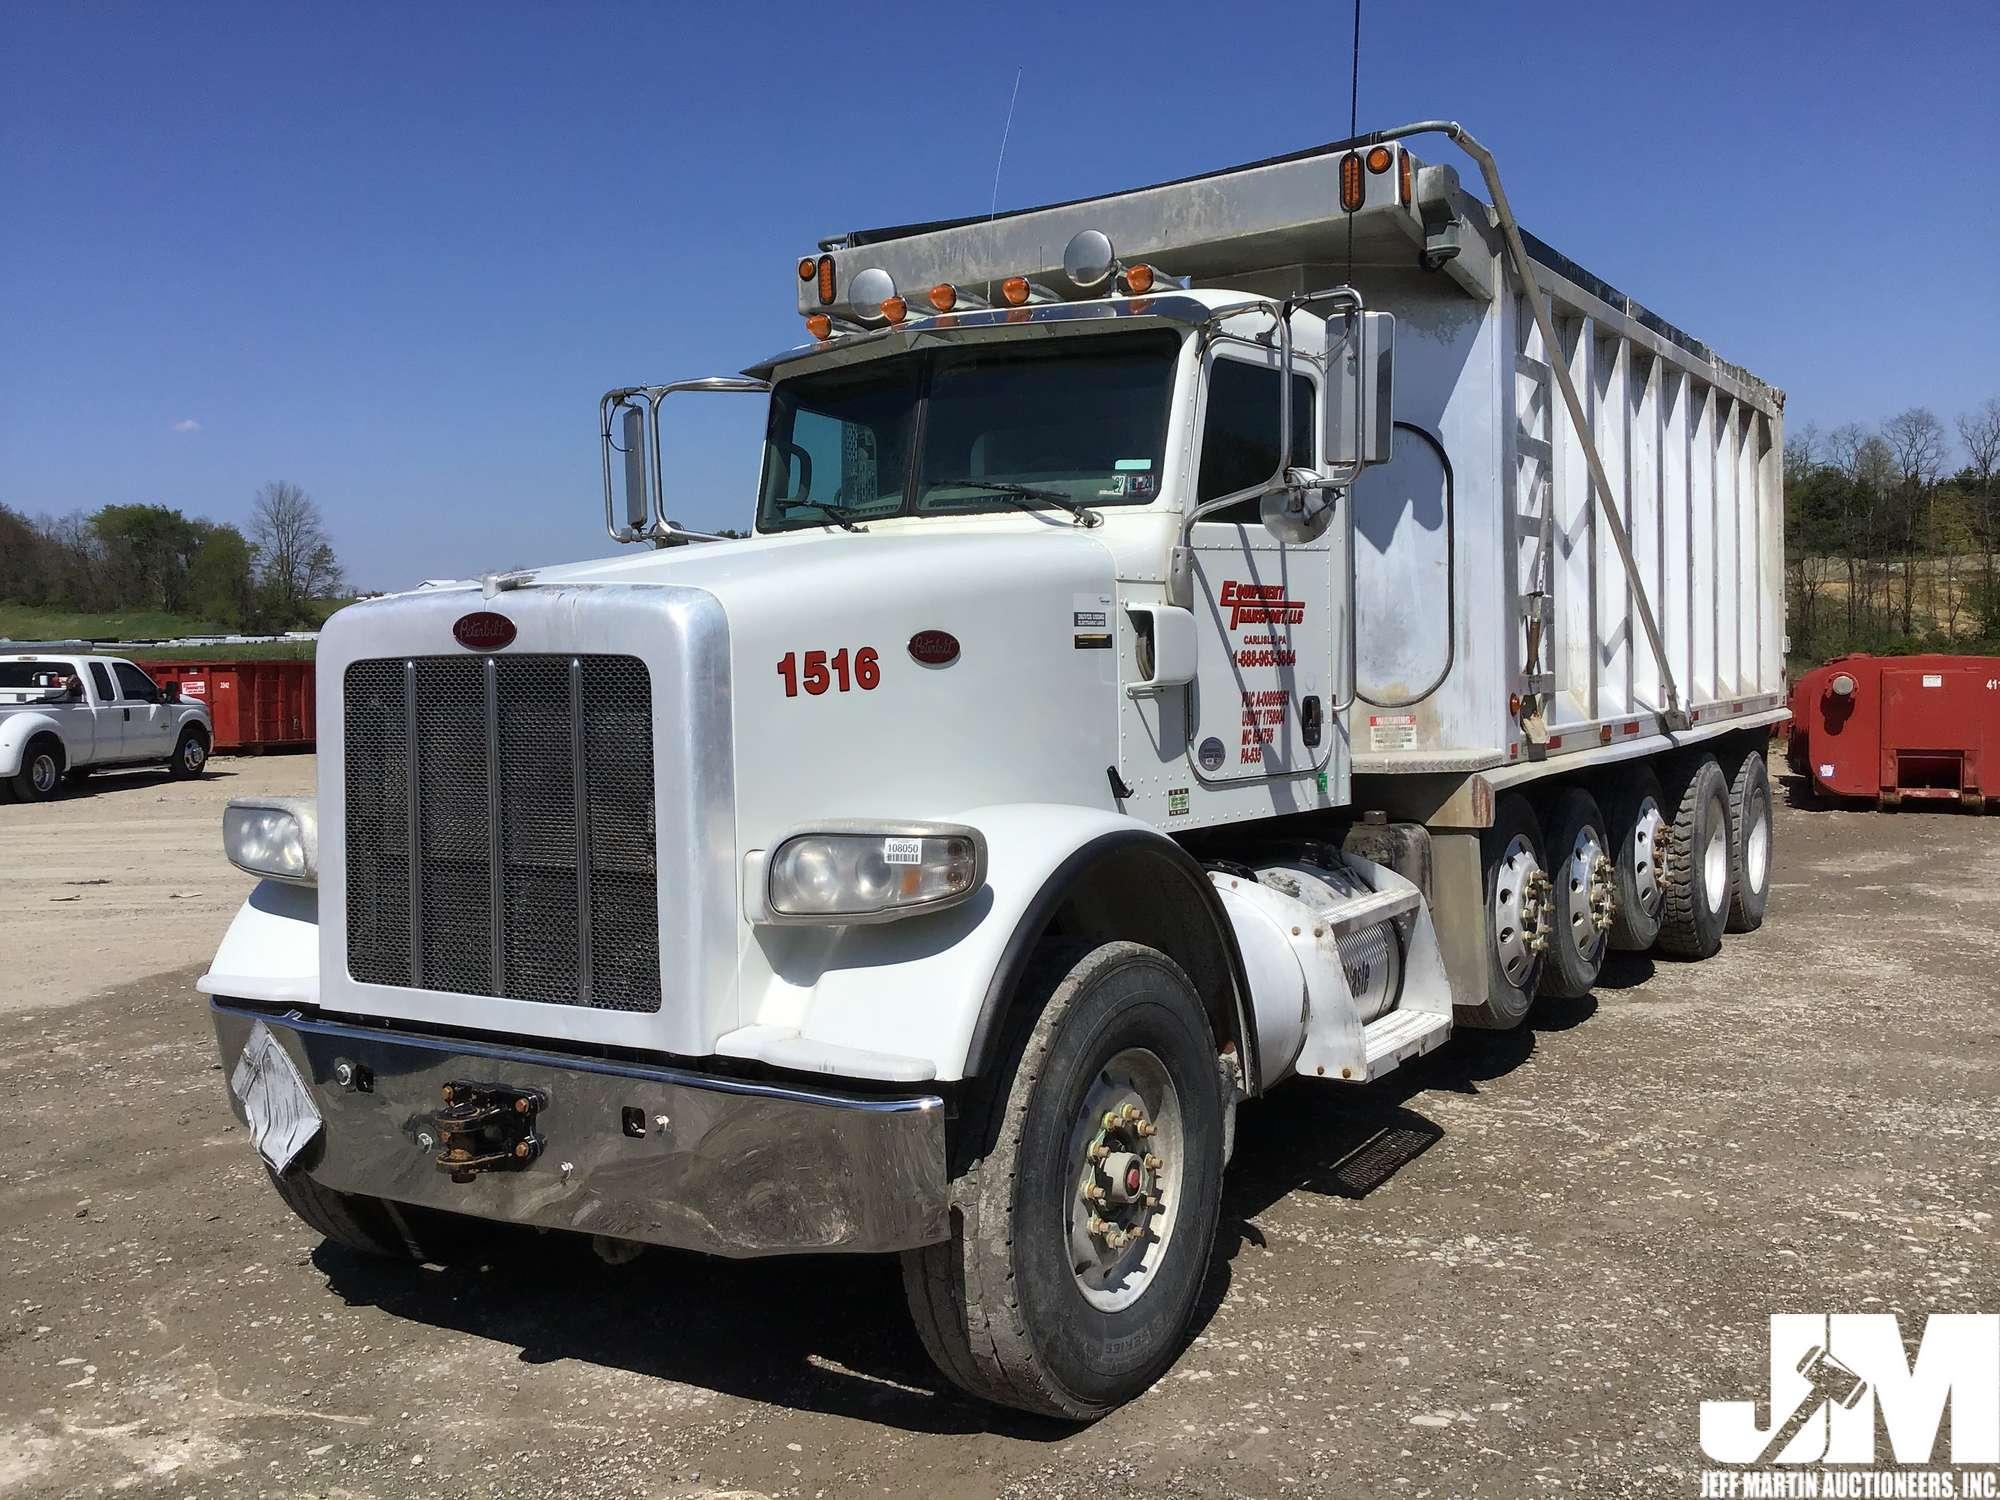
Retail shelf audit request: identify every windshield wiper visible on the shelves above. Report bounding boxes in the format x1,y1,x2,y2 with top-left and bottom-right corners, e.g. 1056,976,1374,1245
778,497,869,533
931,479,1103,528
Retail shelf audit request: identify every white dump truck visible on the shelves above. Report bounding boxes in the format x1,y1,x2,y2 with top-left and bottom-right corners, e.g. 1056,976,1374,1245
204,121,1785,1418
0,652,214,799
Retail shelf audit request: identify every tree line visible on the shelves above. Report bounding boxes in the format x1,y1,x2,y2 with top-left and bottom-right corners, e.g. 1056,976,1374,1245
1785,398,2000,665
0,481,347,632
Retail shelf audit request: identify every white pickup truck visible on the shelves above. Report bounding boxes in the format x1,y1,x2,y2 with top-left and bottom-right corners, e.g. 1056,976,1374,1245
0,653,215,801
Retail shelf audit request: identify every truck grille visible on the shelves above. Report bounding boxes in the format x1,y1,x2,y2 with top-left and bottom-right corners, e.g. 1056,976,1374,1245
343,655,660,1012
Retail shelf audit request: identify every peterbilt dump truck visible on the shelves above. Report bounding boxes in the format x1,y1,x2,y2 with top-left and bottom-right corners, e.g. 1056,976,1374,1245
204,121,1786,1419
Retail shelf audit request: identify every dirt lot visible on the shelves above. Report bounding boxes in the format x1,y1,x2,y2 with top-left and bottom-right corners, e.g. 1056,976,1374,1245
1,777,1996,1499
0,754,315,1015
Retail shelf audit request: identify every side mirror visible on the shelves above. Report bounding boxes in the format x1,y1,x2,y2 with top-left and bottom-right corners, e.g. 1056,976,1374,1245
1124,604,1199,694
615,402,650,537
1325,310,1395,471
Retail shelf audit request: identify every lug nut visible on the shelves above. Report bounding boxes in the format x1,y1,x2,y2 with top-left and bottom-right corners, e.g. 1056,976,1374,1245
1080,1183,1105,1203
1144,1154,1162,1170
1089,1143,1110,1162
1136,1121,1157,1137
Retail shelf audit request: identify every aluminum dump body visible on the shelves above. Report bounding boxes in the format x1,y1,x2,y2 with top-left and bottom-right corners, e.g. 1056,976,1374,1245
1786,654,2000,809
811,132,1788,779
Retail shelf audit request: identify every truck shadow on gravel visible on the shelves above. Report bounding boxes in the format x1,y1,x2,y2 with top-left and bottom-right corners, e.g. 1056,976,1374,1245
310,997,1597,1437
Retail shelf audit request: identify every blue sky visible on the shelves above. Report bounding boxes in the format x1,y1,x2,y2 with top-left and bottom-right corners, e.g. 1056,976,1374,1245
4,0,1996,592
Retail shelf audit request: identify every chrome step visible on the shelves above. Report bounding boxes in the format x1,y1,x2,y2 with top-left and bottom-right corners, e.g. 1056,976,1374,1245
1360,1008,1452,1080
1320,885,1421,938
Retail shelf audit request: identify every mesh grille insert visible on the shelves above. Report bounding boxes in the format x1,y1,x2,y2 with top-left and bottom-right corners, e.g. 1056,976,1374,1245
343,654,659,1012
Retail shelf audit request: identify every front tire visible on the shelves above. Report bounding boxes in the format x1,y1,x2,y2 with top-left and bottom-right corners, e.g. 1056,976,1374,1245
266,1168,476,1263
1724,747,1773,933
169,726,210,779
1657,754,1732,959
901,941,1225,1420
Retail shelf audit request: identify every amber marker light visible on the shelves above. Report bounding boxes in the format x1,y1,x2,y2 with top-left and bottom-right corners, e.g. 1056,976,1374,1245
1123,263,1156,294
816,254,836,306
1000,276,1031,306
797,257,816,282
928,283,957,312
881,295,908,324
805,313,832,340
1366,145,1393,174
1339,151,1365,211
1398,149,1413,206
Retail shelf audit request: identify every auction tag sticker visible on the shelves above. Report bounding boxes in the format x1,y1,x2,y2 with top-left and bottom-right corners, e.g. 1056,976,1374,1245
1368,713,1417,751
882,838,922,865
1922,673,1943,687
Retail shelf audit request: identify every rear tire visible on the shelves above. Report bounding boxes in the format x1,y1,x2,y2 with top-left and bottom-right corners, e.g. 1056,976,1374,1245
1600,762,1668,952
1537,787,1611,999
1656,755,1732,959
1458,793,1550,1029
901,940,1225,1419
265,1168,477,1263
1724,747,1772,933
10,738,64,802
168,726,210,779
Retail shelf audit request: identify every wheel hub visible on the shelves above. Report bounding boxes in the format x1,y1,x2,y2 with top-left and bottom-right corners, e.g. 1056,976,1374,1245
1491,834,1553,985
1066,1048,1183,1312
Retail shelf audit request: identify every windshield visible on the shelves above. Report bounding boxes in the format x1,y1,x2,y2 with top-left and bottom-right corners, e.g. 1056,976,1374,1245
756,331,1180,531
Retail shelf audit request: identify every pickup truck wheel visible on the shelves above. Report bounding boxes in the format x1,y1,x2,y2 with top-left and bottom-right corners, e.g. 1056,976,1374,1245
1536,786,1612,999
1724,747,1772,933
1656,754,1732,959
168,726,210,779
1457,793,1549,1029
10,738,64,803
901,940,1224,1420
265,1168,477,1263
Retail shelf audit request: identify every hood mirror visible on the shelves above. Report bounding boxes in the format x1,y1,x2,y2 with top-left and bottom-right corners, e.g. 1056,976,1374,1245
1062,229,1117,292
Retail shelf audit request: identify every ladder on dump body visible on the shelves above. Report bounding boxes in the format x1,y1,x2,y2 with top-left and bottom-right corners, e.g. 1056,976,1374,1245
1513,297,1558,740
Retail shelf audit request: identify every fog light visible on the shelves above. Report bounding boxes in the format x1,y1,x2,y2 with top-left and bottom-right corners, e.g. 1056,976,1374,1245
764,823,986,923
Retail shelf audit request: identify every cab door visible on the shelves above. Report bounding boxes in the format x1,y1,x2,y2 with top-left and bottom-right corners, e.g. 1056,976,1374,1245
1185,349,1346,790
112,661,173,756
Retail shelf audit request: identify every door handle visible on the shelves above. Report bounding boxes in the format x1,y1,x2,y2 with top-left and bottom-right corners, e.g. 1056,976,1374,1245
123,708,130,721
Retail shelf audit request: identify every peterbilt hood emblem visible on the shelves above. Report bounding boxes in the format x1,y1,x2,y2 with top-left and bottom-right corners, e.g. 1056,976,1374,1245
908,630,960,667
453,612,517,651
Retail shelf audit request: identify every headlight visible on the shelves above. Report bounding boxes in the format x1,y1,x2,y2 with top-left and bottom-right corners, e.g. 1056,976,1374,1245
223,796,318,884
764,822,985,923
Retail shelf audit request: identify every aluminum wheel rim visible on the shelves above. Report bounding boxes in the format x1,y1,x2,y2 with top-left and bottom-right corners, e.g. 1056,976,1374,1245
1566,823,1608,961
1491,833,1544,986
1745,788,1770,892
1065,1046,1184,1314
1630,800,1665,915
184,737,206,771
1703,818,1728,912
30,754,57,794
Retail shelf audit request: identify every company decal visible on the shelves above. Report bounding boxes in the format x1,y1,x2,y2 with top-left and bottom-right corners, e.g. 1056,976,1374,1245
1218,580,1300,667
776,647,881,698
908,630,959,667
180,680,208,698
1197,737,1226,773
453,612,517,651
1698,1312,2000,1493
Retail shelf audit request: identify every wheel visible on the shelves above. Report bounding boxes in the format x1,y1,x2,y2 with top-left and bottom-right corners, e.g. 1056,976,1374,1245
901,940,1225,1419
1656,754,1732,959
10,738,64,802
265,1168,476,1262
168,726,210,779
1536,786,1612,999
1600,762,1668,952
1724,747,1772,933
1458,793,1550,1029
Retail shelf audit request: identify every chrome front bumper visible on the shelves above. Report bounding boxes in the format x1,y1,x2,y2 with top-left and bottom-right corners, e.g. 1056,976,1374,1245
210,1002,949,1259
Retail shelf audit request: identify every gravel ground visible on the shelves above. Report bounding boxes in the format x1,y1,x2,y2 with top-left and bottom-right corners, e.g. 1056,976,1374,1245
0,784,1995,1498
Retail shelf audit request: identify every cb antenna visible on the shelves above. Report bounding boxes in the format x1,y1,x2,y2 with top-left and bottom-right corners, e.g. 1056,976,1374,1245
1345,0,1362,282
990,67,1023,221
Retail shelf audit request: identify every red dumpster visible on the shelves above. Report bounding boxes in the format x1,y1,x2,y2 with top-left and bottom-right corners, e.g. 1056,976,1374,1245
143,659,316,754
1786,653,2000,810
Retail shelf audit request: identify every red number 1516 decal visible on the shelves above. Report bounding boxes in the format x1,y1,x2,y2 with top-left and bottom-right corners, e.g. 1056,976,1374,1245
776,647,880,698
